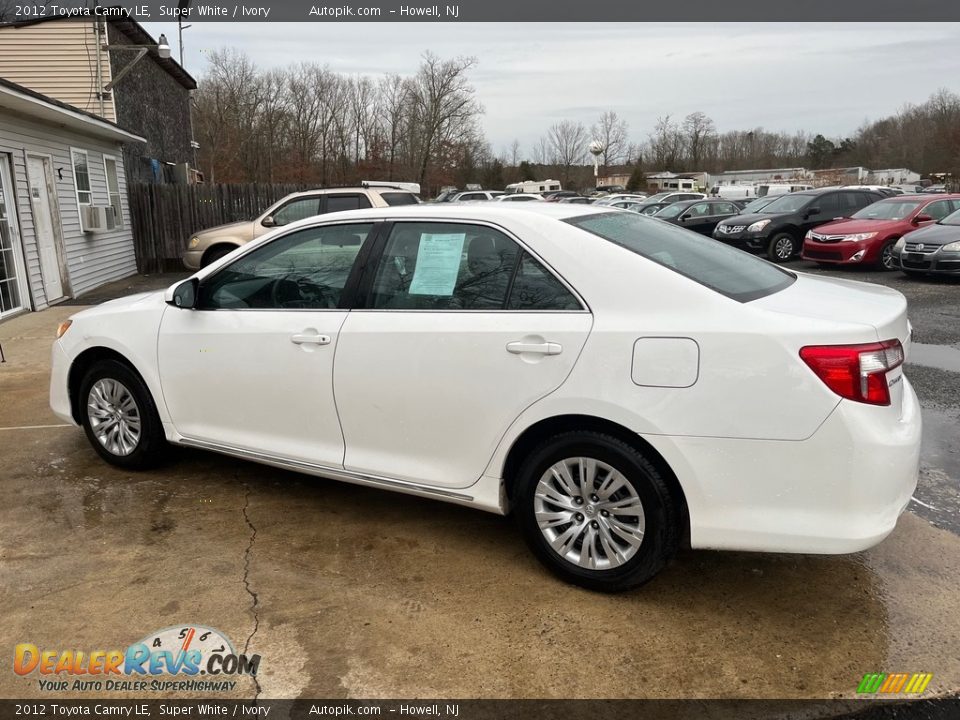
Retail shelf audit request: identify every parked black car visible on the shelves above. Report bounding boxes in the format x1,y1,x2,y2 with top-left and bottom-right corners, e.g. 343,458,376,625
891,208,960,277
653,199,745,235
713,188,883,262
633,201,676,216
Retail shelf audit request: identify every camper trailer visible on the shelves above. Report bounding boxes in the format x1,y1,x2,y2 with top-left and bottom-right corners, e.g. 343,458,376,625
505,179,562,194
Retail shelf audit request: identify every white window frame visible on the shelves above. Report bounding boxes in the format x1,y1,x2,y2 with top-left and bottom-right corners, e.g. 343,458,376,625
102,153,124,228
70,147,92,207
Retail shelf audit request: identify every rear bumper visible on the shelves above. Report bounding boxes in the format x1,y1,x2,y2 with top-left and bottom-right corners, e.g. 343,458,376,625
645,377,921,554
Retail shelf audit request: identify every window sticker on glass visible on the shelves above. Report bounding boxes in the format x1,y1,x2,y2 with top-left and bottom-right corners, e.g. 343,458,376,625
408,233,466,296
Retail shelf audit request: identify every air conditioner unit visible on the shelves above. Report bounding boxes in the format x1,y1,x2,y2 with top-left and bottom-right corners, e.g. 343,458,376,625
81,205,109,233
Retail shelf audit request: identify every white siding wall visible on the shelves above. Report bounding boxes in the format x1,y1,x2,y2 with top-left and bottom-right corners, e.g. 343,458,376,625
0,21,116,122
0,108,136,310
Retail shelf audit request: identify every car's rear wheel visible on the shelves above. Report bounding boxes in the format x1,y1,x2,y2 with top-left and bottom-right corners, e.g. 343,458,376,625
767,233,797,263
878,239,898,270
79,360,166,469
514,431,680,592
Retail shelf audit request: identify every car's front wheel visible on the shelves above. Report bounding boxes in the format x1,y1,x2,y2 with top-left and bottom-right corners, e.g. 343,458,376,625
878,239,898,270
79,360,166,469
514,431,680,592
767,233,797,263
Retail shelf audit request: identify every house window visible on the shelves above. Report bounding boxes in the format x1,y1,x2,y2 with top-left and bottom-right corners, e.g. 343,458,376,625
103,155,123,227
71,150,91,206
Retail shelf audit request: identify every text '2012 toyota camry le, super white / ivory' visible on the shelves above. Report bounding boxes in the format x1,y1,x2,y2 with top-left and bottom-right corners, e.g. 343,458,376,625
50,203,921,592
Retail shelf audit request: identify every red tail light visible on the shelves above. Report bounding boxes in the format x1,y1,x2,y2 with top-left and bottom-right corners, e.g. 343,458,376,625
799,340,904,406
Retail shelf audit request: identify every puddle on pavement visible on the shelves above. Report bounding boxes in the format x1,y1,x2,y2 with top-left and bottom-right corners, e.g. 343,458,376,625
909,343,960,373
913,406,960,534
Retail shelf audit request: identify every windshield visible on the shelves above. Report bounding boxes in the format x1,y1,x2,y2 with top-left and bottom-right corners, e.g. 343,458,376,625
566,212,795,302
644,192,673,202
941,208,960,226
851,200,921,220
654,204,686,219
742,198,773,213
760,194,814,214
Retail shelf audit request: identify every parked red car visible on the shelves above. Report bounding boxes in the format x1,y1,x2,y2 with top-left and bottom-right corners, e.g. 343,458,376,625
802,194,960,270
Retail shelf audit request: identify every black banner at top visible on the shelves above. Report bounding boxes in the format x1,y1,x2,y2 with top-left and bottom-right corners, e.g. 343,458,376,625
7,0,960,22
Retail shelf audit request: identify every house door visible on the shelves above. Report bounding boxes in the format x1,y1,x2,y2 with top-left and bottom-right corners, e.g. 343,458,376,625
26,156,65,302
0,155,30,320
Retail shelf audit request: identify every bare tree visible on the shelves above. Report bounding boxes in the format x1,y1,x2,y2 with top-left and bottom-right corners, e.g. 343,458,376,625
548,120,588,186
408,52,483,188
590,111,629,169
682,112,717,170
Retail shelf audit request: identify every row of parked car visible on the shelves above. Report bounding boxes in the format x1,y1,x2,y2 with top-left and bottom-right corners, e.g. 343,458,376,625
181,182,960,279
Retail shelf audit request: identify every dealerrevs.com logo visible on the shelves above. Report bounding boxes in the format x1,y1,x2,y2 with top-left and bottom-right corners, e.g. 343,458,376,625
13,625,260,693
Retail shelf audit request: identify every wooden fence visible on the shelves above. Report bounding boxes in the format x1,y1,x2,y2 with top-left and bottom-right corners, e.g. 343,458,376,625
128,183,312,273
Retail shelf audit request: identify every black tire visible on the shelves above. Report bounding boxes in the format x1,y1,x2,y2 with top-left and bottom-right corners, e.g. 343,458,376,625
513,431,680,592
202,245,236,267
766,232,797,263
878,239,898,271
79,359,166,469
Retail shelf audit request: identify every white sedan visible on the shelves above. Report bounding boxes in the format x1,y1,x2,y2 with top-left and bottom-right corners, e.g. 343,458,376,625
50,204,921,591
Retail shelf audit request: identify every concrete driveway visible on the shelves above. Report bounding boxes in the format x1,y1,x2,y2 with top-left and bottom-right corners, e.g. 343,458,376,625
1,271,959,702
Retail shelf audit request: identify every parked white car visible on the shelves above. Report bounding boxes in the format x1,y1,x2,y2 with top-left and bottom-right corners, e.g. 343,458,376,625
594,193,649,206
50,204,921,591
496,193,544,202
449,190,505,202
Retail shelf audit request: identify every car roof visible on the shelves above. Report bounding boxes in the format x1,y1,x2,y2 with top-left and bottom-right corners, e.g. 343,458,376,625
276,201,616,230
280,186,413,200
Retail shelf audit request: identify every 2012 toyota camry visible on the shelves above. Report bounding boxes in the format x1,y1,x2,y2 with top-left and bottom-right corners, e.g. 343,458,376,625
50,204,921,592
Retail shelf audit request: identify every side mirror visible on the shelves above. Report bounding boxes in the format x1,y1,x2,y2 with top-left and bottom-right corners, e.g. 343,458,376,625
805,206,820,218
679,214,691,222
168,278,199,309
914,214,933,224
261,215,276,227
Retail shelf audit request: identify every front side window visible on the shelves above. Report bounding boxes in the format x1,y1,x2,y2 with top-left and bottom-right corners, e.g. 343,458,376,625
71,150,91,206
200,223,373,310
271,197,321,226
103,156,123,228
566,212,795,303
366,222,580,311
713,202,738,215
759,193,813,213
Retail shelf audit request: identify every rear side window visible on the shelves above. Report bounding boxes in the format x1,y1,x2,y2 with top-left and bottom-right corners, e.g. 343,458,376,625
326,194,372,213
380,192,420,206
566,212,795,303
366,222,582,311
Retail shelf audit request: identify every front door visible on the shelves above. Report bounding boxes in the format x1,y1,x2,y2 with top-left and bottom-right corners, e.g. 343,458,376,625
0,156,29,320
26,156,65,303
157,221,376,467
334,221,593,489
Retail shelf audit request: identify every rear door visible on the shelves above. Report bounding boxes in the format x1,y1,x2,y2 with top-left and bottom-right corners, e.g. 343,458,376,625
333,220,592,489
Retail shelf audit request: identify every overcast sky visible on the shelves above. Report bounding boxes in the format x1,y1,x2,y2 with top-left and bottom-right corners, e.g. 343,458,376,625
143,22,960,156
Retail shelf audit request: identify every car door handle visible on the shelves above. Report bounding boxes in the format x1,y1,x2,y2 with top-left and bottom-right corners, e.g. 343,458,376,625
506,341,562,355
291,333,331,345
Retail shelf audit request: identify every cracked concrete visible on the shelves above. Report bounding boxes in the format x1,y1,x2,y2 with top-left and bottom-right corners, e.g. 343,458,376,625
241,483,263,699
1,271,959,702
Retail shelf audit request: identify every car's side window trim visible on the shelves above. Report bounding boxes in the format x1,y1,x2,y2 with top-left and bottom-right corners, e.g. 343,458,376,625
351,218,591,313
194,220,385,312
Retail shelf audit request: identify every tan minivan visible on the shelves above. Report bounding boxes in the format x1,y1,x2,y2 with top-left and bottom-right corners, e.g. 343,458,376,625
183,186,419,269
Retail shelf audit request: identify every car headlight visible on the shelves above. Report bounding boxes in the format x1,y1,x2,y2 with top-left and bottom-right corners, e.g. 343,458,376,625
840,232,878,242
747,219,771,232
804,230,812,240
188,237,201,249
943,240,960,252
893,237,907,251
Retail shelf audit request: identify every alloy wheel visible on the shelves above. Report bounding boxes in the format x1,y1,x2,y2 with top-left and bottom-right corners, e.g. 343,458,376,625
774,237,794,260
534,457,645,570
881,243,896,270
87,378,142,456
